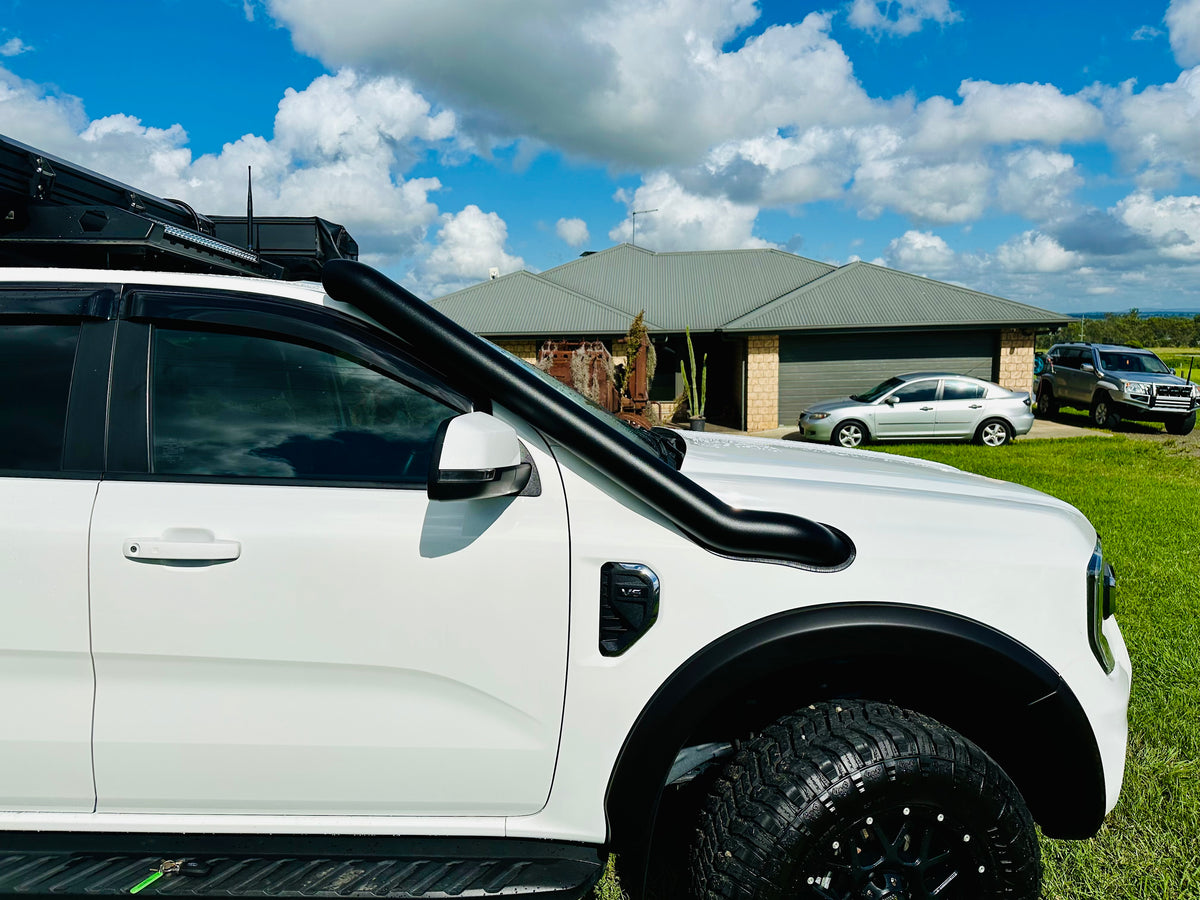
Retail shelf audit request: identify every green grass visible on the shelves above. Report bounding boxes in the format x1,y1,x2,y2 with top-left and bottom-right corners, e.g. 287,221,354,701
876,437,1200,898
593,436,1200,898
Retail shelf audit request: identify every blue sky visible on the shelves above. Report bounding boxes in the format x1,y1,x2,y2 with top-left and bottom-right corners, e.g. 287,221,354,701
3,0,1200,312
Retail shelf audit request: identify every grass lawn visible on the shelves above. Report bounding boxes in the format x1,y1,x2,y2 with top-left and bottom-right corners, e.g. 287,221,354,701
594,435,1200,899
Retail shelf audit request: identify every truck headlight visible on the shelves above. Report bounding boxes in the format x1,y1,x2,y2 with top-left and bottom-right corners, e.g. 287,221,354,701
1087,541,1117,674
1122,380,1151,395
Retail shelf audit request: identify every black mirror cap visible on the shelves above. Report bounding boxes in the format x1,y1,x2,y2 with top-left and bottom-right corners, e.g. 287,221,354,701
429,463,532,501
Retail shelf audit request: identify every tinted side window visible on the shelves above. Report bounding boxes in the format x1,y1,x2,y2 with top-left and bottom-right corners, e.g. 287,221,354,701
151,328,458,484
942,380,986,401
1054,350,1078,369
0,323,80,472
891,381,939,403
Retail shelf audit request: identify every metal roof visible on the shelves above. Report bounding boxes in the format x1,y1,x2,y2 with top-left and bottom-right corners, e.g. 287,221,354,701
536,244,836,330
432,269,663,336
432,247,1068,337
723,261,1071,332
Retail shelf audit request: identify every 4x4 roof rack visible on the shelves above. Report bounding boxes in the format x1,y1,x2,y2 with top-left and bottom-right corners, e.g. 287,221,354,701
0,134,356,281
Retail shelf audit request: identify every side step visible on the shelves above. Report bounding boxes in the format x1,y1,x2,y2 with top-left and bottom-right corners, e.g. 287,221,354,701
0,835,604,898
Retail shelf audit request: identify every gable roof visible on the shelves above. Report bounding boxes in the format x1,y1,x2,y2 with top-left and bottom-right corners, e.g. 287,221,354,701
723,261,1070,332
432,269,663,336
432,245,1069,337
535,244,836,331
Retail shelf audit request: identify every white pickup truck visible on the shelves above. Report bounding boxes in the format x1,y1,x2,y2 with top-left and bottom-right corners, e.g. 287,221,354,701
0,254,1131,900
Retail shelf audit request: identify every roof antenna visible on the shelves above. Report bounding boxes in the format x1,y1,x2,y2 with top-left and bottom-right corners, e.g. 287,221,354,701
245,165,255,252
631,208,657,247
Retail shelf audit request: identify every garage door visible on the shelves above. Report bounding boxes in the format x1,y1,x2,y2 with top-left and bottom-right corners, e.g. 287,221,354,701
779,331,996,425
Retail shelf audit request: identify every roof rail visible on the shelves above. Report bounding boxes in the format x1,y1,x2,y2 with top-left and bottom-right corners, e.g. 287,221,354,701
0,134,356,280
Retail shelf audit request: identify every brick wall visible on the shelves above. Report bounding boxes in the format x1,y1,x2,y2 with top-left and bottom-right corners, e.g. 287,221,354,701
998,329,1035,394
494,340,539,363
746,334,780,432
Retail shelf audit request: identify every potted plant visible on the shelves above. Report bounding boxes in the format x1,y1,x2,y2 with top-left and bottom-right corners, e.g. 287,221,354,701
680,327,707,431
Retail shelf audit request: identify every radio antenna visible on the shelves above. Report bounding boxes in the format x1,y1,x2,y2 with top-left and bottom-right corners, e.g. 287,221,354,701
246,166,255,252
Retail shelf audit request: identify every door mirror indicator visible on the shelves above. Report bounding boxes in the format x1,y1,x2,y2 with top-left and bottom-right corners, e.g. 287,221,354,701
428,412,532,501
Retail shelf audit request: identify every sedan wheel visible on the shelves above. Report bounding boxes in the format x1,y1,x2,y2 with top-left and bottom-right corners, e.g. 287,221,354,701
978,420,1012,447
832,421,866,449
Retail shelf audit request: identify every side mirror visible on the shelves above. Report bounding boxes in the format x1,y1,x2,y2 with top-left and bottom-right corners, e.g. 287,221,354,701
1081,363,1095,373
428,412,532,501
884,395,899,406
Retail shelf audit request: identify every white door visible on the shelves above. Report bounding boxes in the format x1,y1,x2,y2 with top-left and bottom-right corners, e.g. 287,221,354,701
88,313,570,816
0,318,98,812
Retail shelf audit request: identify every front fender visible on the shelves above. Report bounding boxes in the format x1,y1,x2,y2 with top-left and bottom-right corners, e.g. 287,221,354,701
605,603,1105,890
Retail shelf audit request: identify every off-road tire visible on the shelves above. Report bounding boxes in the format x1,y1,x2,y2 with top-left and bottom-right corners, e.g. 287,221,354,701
1091,393,1121,430
690,700,1040,900
1036,384,1056,417
1166,412,1196,436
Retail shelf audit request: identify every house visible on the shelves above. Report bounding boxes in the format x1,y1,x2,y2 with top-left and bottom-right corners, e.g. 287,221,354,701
432,244,1070,430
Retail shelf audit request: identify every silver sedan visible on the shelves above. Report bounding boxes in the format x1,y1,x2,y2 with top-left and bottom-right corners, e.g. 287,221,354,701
797,372,1034,448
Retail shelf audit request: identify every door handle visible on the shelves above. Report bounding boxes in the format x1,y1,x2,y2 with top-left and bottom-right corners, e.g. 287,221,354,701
969,404,983,408
920,406,934,411
124,528,241,562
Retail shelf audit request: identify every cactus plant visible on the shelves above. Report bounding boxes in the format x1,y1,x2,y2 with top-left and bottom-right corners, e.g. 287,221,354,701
679,327,707,419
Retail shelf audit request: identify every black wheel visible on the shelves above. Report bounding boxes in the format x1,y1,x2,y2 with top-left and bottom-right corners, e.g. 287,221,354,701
831,421,868,449
1166,412,1196,436
1035,384,1056,417
976,419,1012,447
690,701,1040,900
1090,393,1121,429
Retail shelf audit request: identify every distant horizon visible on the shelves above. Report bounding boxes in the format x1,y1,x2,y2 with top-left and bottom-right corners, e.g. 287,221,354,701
1068,309,1200,319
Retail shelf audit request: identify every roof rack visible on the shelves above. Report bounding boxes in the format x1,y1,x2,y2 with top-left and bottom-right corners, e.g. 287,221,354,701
0,134,356,280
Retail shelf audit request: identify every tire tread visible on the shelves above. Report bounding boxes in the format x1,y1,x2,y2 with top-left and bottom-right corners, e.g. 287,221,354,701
690,700,1040,899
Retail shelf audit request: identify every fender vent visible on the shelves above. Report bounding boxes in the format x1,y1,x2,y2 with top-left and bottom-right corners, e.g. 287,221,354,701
600,562,660,656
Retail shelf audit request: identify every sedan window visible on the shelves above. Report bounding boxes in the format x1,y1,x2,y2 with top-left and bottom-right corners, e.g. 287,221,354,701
942,380,986,401
889,381,939,403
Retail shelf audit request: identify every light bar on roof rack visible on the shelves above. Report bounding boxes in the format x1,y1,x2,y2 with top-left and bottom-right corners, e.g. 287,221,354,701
162,224,260,263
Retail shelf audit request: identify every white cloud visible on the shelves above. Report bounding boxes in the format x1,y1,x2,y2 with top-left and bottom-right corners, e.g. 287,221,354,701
1132,24,1163,41
1166,0,1200,66
847,0,961,36
410,205,526,297
995,231,1081,272
609,172,773,250
0,66,456,265
910,81,1103,150
995,148,1083,219
267,1,875,166
1114,191,1200,260
884,230,956,274
0,37,31,57
1102,67,1200,187
555,217,590,247
854,157,991,224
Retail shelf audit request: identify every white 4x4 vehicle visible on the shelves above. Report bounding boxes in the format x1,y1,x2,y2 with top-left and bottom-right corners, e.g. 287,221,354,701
0,141,1128,900
0,261,1130,900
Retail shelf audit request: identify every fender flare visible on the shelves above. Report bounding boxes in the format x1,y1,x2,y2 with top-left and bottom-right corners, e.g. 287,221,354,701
605,603,1105,888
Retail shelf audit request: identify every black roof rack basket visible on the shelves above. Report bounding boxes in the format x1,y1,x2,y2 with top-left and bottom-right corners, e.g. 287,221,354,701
0,134,356,280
